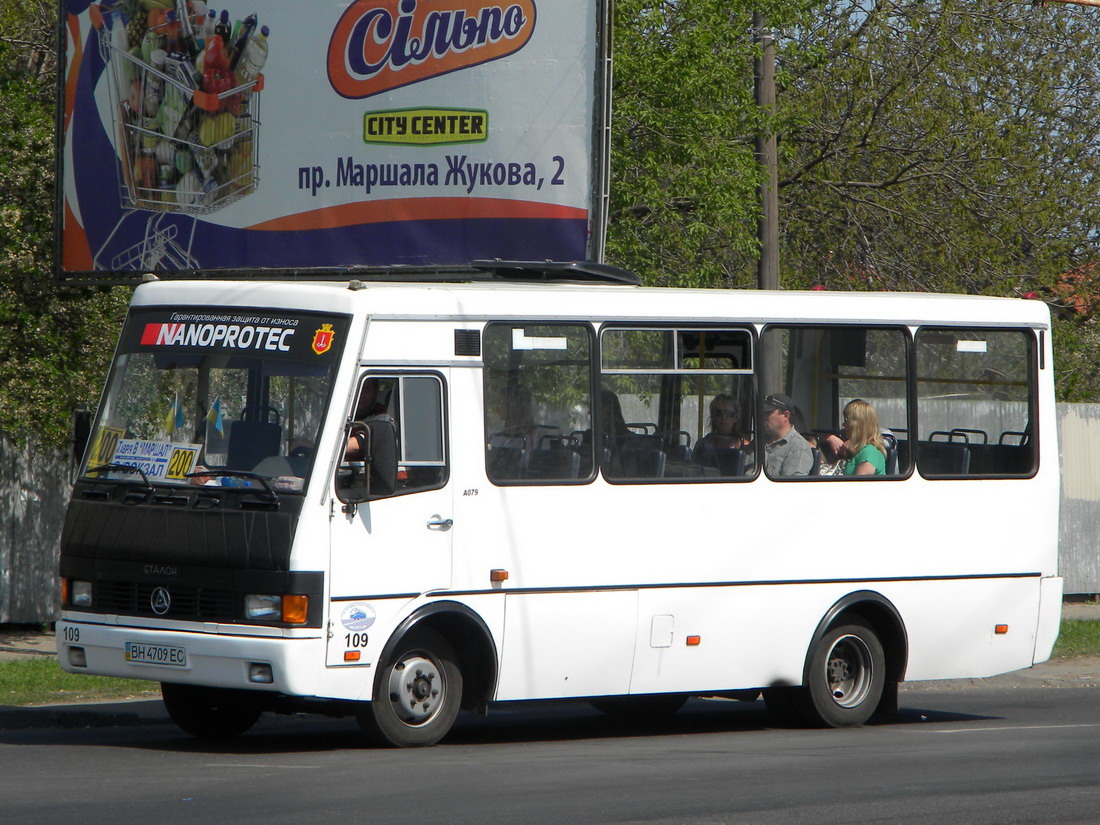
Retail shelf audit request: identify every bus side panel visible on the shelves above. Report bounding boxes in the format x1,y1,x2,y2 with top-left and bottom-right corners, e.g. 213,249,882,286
1033,575,1063,665
628,586,814,695
315,593,506,702
494,591,638,700
890,577,1041,681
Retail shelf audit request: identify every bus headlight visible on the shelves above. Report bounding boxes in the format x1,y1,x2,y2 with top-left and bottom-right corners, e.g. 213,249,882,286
244,594,309,624
244,594,281,620
71,580,93,607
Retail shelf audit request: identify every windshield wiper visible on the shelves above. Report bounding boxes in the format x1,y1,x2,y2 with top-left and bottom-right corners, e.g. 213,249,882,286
85,462,152,488
185,470,278,503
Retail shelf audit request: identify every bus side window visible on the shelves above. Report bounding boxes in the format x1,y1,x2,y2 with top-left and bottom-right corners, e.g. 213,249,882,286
355,374,448,496
915,328,1036,477
758,326,911,479
600,326,754,483
483,323,594,484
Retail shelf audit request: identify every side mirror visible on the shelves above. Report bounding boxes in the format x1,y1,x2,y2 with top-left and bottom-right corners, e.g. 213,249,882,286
336,423,371,504
365,418,398,500
335,419,398,505
71,406,92,484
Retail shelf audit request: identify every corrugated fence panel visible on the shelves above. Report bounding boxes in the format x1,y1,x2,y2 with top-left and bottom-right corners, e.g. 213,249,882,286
0,436,70,624
1059,405,1100,596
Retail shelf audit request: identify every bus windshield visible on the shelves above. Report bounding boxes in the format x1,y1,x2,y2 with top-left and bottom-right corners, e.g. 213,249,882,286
81,308,351,492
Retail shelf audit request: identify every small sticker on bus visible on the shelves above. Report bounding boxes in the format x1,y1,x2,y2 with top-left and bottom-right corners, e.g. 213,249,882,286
512,329,568,351
957,340,988,353
341,603,376,632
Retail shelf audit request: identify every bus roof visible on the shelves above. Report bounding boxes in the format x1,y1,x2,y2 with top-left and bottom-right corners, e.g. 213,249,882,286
130,279,1052,329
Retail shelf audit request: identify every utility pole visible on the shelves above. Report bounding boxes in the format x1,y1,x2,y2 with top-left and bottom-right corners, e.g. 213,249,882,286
754,12,779,290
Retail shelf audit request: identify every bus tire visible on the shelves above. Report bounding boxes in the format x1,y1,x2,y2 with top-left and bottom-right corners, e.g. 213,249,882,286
802,618,885,728
160,683,262,739
358,628,462,747
590,694,687,719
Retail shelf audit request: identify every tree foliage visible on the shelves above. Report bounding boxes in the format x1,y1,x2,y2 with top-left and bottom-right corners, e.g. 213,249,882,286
0,2,131,446
779,0,1100,296
3,0,1100,438
608,0,815,287
607,0,1100,399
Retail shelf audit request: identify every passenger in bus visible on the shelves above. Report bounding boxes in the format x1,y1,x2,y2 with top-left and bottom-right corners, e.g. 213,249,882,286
761,393,814,477
822,399,887,476
692,394,751,467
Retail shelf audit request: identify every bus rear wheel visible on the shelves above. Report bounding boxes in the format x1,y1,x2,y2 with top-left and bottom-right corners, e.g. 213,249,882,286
160,683,262,739
802,618,885,728
357,628,462,747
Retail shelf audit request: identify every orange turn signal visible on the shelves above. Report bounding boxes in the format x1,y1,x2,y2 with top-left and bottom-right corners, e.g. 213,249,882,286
344,650,361,662
282,595,309,625
686,635,701,646
995,624,1009,635
490,569,509,583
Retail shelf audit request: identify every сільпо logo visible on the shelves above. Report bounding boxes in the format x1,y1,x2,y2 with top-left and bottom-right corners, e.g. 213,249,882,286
328,0,537,99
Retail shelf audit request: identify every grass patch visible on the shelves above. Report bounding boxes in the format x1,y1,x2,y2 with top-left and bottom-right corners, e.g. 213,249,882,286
1052,619,1100,659
0,658,159,706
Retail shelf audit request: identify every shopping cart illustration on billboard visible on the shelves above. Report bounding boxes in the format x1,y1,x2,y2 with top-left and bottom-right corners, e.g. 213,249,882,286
88,1,268,271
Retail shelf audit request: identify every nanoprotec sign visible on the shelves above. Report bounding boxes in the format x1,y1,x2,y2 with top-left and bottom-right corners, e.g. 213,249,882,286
58,0,606,279
121,307,351,364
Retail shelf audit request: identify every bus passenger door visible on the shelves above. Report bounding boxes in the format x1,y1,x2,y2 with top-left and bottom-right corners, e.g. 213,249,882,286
327,372,452,666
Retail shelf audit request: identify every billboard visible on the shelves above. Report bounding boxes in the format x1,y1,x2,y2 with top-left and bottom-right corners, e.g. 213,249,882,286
57,0,609,278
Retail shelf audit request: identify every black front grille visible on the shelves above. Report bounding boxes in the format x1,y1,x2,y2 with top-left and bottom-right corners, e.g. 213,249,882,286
93,580,239,622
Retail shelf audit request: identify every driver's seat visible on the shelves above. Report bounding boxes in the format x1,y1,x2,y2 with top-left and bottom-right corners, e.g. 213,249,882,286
226,420,282,471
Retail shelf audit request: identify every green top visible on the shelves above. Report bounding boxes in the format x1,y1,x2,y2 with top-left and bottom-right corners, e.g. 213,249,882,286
844,443,886,476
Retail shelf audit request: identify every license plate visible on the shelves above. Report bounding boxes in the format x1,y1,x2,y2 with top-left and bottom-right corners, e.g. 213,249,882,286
125,642,187,667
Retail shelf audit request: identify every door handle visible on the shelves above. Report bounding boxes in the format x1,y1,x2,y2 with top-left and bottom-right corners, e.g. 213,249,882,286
427,515,453,531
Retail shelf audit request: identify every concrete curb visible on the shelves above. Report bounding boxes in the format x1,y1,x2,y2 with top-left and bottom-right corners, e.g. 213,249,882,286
0,699,169,731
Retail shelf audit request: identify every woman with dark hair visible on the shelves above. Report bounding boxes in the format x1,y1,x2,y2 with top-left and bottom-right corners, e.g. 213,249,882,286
692,393,751,467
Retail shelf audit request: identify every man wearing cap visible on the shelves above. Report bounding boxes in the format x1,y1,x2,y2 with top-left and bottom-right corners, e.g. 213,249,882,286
761,393,813,477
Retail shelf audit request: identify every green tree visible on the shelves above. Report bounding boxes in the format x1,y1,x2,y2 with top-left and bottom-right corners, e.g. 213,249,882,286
608,0,1100,400
607,0,815,287
779,0,1100,298
0,1,130,446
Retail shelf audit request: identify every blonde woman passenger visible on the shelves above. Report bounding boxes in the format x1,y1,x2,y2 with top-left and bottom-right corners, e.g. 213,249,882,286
822,398,887,476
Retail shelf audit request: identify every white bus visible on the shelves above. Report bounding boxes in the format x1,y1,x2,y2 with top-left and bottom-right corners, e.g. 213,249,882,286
58,263,1062,746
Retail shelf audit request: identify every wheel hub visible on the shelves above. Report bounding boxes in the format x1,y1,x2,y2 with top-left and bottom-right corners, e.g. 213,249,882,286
825,634,872,708
387,654,444,726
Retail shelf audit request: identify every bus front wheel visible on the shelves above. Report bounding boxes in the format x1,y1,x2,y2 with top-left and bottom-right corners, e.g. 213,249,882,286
160,683,262,739
357,628,462,747
802,618,885,727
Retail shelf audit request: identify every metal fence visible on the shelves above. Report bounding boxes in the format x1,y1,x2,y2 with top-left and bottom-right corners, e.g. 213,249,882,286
0,436,69,624
0,406,1097,623
1058,404,1100,596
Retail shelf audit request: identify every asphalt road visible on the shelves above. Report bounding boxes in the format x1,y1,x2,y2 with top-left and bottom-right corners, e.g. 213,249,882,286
2,688,1097,825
